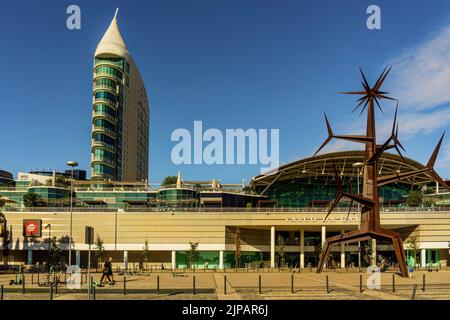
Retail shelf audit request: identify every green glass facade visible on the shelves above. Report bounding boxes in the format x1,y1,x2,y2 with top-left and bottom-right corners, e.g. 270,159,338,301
258,180,411,207
92,58,124,181
158,188,200,207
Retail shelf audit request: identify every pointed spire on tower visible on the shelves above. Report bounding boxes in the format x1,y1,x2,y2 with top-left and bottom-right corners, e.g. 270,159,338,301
95,8,128,57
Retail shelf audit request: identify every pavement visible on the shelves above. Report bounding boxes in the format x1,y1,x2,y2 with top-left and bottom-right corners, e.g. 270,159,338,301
0,268,449,300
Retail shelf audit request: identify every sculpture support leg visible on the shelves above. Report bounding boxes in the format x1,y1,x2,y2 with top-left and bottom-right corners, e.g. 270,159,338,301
317,229,408,277
391,236,408,277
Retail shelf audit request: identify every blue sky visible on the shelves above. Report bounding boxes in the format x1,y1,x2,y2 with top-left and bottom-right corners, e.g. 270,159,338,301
1,0,450,184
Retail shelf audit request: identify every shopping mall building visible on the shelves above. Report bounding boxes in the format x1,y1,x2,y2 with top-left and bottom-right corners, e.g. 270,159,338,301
1,11,450,271
1,151,450,270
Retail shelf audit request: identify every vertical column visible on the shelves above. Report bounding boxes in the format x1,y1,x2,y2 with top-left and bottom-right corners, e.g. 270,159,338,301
371,239,377,267
27,249,33,265
340,230,345,269
421,249,426,268
321,226,326,268
300,229,305,269
171,251,176,270
75,250,81,267
219,250,224,269
321,226,326,246
270,226,275,269
124,250,129,272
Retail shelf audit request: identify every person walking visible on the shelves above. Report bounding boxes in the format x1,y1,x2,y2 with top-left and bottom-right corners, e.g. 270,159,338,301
100,257,115,285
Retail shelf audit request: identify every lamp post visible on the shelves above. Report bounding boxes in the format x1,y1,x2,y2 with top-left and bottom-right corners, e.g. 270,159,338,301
352,162,364,269
66,161,78,266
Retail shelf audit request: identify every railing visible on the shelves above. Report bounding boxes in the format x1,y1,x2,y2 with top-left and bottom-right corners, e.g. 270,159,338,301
92,110,116,122
93,84,117,94
91,156,115,166
3,206,450,214
93,98,117,109
92,125,116,137
91,141,115,152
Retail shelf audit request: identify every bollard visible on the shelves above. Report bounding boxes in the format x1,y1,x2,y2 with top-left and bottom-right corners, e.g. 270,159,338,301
50,285,53,300
193,276,196,295
1,285,3,300
359,274,364,293
291,274,294,294
37,272,40,285
93,284,96,300
55,278,59,295
258,275,262,294
157,275,160,293
326,275,330,293
411,284,417,300
392,274,396,293
22,274,25,294
224,276,227,295
123,276,127,295
422,274,426,292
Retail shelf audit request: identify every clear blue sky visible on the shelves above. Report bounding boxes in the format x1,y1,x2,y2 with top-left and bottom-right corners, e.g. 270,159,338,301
2,0,450,184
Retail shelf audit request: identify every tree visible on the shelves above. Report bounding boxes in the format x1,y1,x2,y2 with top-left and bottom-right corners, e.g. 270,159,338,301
277,235,286,268
23,192,45,207
49,236,62,268
235,227,241,268
94,234,105,267
407,235,420,267
188,241,199,268
0,212,11,265
142,240,150,270
162,176,177,187
314,243,322,268
59,235,75,251
406,190,423,207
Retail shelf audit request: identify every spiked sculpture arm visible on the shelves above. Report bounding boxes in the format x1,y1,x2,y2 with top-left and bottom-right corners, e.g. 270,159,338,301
378,133,450,190
314,113,374,156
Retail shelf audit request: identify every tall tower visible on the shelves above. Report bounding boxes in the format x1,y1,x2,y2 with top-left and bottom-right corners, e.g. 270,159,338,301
91,9,149,182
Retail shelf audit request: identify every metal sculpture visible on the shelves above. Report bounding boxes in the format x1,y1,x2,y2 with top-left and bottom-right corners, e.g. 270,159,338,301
314,67,449,277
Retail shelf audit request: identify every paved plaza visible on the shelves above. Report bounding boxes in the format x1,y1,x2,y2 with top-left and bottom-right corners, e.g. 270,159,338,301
0,268,449,300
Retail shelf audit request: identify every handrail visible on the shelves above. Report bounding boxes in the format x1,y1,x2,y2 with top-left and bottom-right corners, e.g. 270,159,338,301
2,206,450,213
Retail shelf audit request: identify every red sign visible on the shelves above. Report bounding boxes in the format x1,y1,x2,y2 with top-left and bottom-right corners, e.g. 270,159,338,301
23,219,42,237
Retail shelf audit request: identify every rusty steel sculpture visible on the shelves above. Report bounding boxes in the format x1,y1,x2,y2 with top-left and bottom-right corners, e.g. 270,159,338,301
314,67,449,277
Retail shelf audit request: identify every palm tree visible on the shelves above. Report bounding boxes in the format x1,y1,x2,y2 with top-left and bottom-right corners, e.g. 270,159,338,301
188,241,199,269
142,240,150,270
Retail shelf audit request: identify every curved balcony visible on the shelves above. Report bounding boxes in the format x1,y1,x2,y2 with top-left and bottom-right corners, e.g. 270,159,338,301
92,141,115,153
92,110,117,122
92,156,115,166
93,98,118,109
93,84,118,95
93,68,123,81
92,125,116,138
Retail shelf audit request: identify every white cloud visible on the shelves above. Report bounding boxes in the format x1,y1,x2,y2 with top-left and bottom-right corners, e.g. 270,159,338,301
387,25,450,111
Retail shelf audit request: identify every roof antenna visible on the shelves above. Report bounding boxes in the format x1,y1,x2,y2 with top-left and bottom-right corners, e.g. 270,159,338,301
114,8,119,19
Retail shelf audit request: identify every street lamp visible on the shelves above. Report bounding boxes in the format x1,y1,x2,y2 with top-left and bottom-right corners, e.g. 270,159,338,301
352,162,364,269
67,160,78,266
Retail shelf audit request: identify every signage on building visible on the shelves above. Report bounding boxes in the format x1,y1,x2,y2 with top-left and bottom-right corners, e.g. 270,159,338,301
285,216,358,223
85,226,94,245
23,219,42,237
